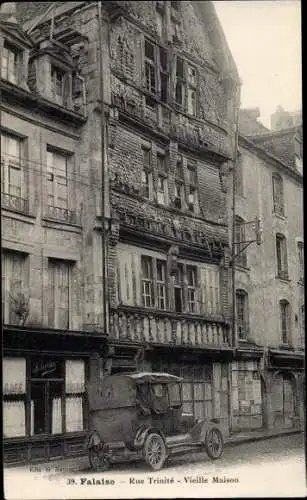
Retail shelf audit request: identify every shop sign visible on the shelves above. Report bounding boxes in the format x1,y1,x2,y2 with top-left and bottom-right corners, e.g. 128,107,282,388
3,382,24,394
31,359,59,378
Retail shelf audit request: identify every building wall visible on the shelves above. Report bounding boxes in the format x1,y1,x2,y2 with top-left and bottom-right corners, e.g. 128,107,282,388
235,144,303,350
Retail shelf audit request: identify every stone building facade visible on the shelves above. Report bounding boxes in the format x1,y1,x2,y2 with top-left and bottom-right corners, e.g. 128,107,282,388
1,1,240,465
232,115,304,432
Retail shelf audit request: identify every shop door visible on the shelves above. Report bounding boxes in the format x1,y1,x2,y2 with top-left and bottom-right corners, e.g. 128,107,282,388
283,377,295,428
271,374,295,429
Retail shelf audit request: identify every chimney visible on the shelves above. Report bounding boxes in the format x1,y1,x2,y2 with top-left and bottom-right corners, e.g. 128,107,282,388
270,106,293,131
0,2,18,23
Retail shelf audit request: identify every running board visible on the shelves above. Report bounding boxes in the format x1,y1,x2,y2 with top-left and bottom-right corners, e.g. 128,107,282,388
168,443,203,455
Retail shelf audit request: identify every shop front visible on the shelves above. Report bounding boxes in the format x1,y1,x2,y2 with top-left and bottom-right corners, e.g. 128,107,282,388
3,325,107,466
147,345,233,437
231,347,264,432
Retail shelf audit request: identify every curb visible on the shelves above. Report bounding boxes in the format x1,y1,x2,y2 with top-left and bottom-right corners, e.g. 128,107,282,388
225,429,302,447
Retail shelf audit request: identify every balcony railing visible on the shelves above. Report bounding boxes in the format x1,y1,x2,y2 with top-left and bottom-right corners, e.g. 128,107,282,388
46,205,79,225
1,192,29,215
110,307,230,347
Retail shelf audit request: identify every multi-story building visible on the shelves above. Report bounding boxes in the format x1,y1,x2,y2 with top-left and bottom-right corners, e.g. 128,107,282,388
1,3,109,464
2,1,240,465
232,109,304,432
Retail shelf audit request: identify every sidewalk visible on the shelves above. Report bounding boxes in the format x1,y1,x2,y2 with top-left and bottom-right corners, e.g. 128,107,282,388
5,427,302,473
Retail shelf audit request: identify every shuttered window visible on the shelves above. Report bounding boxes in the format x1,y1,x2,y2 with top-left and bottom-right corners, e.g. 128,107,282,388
48,259,72,329
2,250,29,324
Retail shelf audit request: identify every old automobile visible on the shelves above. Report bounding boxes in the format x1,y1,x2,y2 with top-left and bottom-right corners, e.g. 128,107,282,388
87,372,224,471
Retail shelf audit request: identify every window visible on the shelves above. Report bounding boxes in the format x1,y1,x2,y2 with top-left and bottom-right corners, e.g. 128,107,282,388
174,264,184,312
47,149,74,222
175,156,184,180
280,300,290,345
51,66,70,106
141,256,154,307
272,174,284,216
144,40,168,104
141,148,153,199
3,358,26,438
297,242,304,282
234,153,243,196
175,57,197,116
174,182,184,209
187,163,198,212
187,265,197,313
2,251,29,325
300,304,304,345
1,132,27,212
236,290,249,340
48,259,72,329
157,175,167,205
30,357,85,436
157,152,167,172
234,216,247,267
1,42,20,84
276,234,288,279
156,260,166,309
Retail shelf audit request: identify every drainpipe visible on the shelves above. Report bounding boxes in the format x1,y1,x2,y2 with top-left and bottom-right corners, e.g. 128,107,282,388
231,81,241,350
97,1,108,337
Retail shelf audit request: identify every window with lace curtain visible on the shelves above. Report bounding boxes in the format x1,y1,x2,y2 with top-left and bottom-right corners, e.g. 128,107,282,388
48,259,73,329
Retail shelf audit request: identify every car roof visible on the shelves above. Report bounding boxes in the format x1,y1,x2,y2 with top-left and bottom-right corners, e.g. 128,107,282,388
121,372,183,384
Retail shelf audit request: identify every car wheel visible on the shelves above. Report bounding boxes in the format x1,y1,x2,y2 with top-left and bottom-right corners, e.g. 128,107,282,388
89,445,110,471
143,433,167,470
205,428,224,459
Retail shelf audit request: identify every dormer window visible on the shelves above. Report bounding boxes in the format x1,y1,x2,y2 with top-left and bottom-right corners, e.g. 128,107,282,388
51,66,69,106
1,41,21,84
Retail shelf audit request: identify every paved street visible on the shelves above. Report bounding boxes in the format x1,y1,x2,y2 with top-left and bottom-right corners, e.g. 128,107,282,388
4,434,306,499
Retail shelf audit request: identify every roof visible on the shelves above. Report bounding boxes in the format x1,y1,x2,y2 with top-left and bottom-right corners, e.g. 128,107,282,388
123,372,183,384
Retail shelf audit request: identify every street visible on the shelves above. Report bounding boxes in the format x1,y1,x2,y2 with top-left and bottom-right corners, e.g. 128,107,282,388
4,434,306,499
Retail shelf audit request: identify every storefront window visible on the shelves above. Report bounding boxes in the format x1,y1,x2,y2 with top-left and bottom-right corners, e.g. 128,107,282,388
3,358,26,438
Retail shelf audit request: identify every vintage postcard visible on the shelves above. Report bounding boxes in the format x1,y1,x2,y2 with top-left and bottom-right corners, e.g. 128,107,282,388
1,0,304,498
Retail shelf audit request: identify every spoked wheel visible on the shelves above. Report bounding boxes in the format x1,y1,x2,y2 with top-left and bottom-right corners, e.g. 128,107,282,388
143,433,167,470
89,445,110,471
205,428,224,459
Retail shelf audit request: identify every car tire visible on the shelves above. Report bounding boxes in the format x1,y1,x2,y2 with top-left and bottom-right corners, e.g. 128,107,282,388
143,432,167,470
205,427,224,459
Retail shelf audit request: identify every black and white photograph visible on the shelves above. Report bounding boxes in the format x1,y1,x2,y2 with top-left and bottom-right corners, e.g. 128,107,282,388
1,1,304,498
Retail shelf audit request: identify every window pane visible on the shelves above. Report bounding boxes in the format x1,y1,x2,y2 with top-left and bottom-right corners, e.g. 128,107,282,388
3,401,26,437
65,360,85,393
49,381,63,434
187,65,196,86
145,40,155,61
182,382,193,400
176,57,184,78
187,88,196,115
3,358,26,394
66,396,83,432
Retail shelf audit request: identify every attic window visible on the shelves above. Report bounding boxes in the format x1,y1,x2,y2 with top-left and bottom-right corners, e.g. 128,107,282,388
51,66,70,107
1,42,21,85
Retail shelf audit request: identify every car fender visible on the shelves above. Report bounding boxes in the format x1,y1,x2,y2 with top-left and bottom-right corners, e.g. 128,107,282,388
190,418,223,443
87,430,103,449
133,425,167,450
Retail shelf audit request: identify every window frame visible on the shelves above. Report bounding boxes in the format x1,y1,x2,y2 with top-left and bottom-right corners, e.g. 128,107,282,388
141,256,155,308
272,173,284,216
144,38,169,105
186,265,197,313
47,259,73,330
2,250,29,325
1,41,22,85
175,56,198,116
279,299,291,345
276,233,288,280
50,65,71,107
1,131,24,200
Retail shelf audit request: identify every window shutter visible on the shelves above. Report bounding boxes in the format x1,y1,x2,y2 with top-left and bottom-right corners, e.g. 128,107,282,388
118,248,141,306
200,264,220,316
